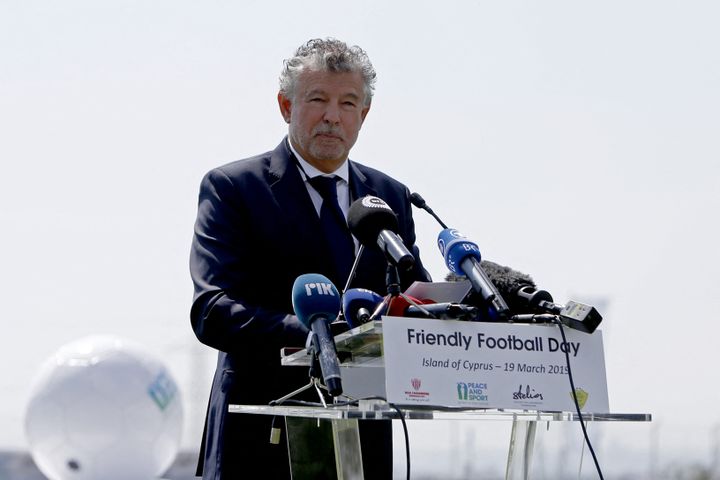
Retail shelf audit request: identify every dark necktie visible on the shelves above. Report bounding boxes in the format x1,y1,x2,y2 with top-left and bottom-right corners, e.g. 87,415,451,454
308,175,355,287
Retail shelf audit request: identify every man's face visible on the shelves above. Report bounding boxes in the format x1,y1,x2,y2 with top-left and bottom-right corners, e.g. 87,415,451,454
278,69,370,173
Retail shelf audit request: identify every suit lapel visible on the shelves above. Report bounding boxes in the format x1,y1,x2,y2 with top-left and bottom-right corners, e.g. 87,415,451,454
266,139,338,280
264,143,388,290
267,140,319,226
348,161,378,202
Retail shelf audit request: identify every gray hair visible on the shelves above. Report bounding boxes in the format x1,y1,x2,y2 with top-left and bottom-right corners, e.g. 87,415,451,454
279,38,376,106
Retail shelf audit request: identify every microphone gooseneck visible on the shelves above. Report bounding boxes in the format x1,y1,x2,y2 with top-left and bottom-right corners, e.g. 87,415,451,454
410,192,448,229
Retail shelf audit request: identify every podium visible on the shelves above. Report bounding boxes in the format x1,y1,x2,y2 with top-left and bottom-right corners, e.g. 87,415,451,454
230,320,651,479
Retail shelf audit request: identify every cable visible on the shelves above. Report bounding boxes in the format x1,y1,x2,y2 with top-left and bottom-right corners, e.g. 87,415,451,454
554,319,605,480
359,396,410,480
387,401,411,480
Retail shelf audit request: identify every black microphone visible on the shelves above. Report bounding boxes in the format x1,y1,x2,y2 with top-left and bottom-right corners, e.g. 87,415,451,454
409,192,448,229
482,263,603,333
347,196,415,270
385,292,479,321
546,301,603,334
291,273,343,397
405,302,479,320
475,260,541,313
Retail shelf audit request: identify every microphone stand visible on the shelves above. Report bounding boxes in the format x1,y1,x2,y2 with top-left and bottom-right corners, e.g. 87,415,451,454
271,339,343,408
267,347,337,448
369,263,436,320
342,245,364,295
386,263,402,299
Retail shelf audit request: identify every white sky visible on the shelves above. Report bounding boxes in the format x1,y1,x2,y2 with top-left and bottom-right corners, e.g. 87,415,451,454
1,0,719,476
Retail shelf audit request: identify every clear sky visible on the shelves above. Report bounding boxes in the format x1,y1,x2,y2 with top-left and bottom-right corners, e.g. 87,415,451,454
1,0,719,476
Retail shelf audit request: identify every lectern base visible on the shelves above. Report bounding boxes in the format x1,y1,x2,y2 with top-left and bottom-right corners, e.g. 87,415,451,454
231,404,650,480
286,417,364,480
506,418,537,480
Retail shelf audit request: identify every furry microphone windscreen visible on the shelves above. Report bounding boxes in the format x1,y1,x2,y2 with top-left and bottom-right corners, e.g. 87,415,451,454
445,260,536,315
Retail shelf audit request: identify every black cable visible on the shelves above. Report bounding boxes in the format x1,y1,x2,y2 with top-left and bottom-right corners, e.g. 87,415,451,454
356,396,410,480
387,401,411,480
554,319,605,480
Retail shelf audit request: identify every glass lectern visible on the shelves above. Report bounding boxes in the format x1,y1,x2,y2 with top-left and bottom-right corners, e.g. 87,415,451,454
229,321,651,480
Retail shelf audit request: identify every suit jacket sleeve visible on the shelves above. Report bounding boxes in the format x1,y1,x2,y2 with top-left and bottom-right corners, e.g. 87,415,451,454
189,167,309,356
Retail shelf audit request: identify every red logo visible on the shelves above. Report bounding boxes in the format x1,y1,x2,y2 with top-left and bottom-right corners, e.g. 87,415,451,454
404,377,430,401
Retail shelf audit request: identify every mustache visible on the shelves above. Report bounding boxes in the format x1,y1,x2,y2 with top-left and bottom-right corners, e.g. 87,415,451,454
313,126,343,138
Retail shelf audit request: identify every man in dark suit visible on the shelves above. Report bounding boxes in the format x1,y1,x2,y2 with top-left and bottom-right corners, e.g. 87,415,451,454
190,38,430,479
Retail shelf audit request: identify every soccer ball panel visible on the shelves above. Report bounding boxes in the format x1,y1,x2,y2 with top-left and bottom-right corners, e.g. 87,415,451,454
24,335,184,480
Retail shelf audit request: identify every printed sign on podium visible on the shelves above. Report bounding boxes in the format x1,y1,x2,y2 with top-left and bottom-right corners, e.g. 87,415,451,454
382,316,609,412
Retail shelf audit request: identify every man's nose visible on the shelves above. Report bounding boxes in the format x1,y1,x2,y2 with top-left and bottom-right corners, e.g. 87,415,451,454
322,102,341,124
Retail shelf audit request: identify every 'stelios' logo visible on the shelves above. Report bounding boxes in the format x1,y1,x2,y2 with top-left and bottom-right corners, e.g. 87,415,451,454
512,384,544,402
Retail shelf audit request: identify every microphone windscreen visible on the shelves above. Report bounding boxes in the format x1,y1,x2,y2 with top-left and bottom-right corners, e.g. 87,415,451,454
480,260,536,294
409,192,426,208
445,260,537,314
292,273,341,327
342,288,384,328
347,196,400,246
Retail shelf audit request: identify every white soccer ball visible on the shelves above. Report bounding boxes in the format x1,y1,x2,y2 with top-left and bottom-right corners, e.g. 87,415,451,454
24,335,184,480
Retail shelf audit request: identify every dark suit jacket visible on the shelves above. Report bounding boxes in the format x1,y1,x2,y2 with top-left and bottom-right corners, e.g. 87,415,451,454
190,138,430,479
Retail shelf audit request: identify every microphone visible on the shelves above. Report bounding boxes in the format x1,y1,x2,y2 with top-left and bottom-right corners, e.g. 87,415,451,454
341,288,384,328
291,273,343,397
386,294,430,317
410,193,510,319
544,301,602,334
481,262,603,333
409,192,448,229
474,260,540,314
414,193,602,332
437,228,510,320
406,303,479,320
347,196,415,270
384,294,479,321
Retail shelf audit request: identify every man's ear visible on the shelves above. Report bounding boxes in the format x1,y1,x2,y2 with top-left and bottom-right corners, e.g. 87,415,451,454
360,104,371,124
278,92,292,124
